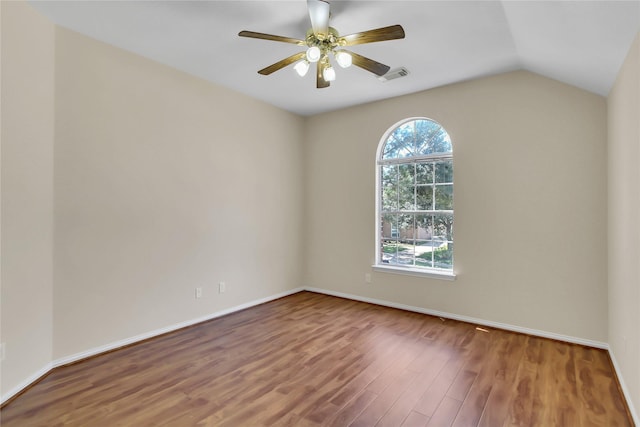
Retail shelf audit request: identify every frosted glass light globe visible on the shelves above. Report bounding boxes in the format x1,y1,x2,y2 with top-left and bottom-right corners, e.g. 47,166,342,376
323,66,336,81
335,51,352,68
294,60,310,76
306,46,321,63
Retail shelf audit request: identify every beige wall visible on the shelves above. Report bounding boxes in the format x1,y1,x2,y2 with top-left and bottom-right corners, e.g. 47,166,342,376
1,2,55,398
608,32,640,418
53,27,305,359
1,2,304,398
305,70,608,342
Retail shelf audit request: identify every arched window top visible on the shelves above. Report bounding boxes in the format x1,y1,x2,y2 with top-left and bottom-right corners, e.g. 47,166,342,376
381,118,452,161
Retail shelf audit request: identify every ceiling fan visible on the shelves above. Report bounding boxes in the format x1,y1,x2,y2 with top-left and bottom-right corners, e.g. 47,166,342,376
238,0,405,89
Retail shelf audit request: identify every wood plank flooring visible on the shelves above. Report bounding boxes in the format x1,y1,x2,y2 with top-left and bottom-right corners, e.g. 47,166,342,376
1,291,632,426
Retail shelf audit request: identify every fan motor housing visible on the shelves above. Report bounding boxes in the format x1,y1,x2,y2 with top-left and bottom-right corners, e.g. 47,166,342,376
306,27,343,49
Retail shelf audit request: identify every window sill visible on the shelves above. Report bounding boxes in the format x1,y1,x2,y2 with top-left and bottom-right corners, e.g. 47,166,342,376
372,264,456,281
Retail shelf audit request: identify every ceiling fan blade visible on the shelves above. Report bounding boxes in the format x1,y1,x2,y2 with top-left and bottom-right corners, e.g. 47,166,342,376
308,0,330,36
341,25,405,46
258,52,307,75
238,30,305,46
345,50,391,76
316,62,330,88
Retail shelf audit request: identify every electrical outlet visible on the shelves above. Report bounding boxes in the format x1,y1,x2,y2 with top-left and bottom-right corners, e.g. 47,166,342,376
365,273,372,283
1,342,6,362
219,282,226,294
195,287,202,299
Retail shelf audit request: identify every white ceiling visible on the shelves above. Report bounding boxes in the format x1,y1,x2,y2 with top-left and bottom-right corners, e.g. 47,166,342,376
30,1,639,116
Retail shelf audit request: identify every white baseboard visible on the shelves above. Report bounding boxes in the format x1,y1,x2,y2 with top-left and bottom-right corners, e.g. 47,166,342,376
303,287,609,349
1,287,304,405
608,348,639,425
1,363,53,406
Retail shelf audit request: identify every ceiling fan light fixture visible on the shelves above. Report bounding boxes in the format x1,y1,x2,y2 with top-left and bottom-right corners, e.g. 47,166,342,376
294,60,310,77
306,46,321,62
239,0,406,89
323,65,336,81
335,51,352,68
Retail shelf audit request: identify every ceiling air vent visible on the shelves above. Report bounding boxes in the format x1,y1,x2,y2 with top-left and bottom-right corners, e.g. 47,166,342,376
378,67,410,82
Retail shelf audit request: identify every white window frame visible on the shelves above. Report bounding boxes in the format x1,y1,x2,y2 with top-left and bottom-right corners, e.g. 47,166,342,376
374,118,456,281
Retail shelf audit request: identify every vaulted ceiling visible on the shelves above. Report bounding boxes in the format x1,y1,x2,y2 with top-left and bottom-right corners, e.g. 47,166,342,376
31,1,640,116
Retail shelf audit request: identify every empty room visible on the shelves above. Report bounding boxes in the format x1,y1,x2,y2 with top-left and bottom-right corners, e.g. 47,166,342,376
1,0,639,425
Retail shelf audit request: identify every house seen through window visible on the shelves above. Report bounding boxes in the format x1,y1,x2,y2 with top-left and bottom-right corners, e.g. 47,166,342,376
376,118,454,273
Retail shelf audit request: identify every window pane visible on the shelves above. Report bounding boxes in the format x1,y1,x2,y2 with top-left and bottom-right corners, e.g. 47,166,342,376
415,256,433,268
381,214,398,264
396,242,414,266
415,213,435,268
387,123,415,159
397,164,415,210
382,164,397,181
398,189,414,210
433,213,454,241
431,129,453,154
382,186,398,211
434,244,453,269
389,213,413,266
416,185,433,210
381,214,398,240
381,239,399,264
435,185,453,210
399,214,415,242
416,163,434,184
415,214,433,239
415,239,433,268
435,161,453,183
383,135,403,159
415,120,441,156
398,164,415,183
381,165,398,211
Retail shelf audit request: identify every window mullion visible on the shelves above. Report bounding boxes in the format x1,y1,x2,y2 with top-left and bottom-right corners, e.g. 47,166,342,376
432,162,436,211
379,153,452,165
413,163,417,212
396,164,400,217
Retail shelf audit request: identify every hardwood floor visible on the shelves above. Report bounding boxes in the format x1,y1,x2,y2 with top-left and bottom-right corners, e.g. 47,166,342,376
1,291,632,426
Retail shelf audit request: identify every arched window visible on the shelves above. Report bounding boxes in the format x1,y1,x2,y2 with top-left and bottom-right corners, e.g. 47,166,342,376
375,118,454,278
